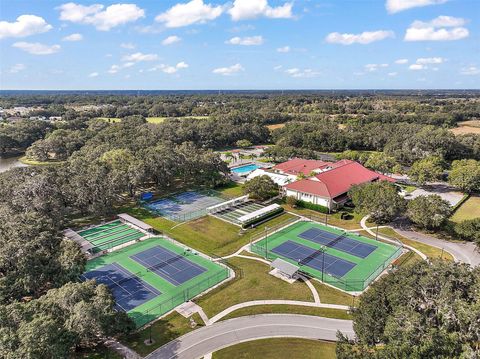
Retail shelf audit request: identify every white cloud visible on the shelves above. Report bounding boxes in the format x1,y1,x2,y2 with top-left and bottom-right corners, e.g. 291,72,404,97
228,0,293,21
277,46,290,53
285,67,320,78
12,42,60,55
122,52,158,62
148,62,189,74
226,35,263,46
386,0,448,14
416,57,444,64
162,35,182,45
120,42,135,49
155,0,223,28
62,33,83,41
325,30,394,45
388,72,398,76
0,15,52,39
9,64,26,73
212,63,244,76
88,72,99,77
409,64,425,70
58,2,145,31
364,63,389,72
460,66,480,76
108,65,121,74
395,58,409,64
273,65,283,71
405,16,469,41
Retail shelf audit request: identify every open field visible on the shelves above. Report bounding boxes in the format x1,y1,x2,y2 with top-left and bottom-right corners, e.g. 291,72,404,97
451,196,480,223
212,338,336,359
266,123,286,131
220,305,352,321
450,120,480,135
96,116,210,124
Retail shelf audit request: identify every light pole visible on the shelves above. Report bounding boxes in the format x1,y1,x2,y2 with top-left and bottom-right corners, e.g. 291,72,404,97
321,247,326,282
265,226,269,259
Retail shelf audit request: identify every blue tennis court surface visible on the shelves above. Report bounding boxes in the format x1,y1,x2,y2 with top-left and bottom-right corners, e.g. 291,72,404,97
272,240,357,278
299,228,377,258
130,245,207,286
82,263,160,312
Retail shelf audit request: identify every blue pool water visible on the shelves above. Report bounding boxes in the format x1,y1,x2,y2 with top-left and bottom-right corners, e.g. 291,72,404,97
231,164,261,174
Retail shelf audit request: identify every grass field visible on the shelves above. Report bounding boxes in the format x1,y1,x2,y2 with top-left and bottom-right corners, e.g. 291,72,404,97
212,338,336,359
451,196,480,223
84,237,229,327
195,257,313,317
96,116,210,124
450,120,480,135
252,221,402,292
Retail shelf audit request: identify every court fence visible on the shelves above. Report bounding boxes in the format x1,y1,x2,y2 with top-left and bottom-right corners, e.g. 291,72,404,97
251,239,403,292
130,266,230,327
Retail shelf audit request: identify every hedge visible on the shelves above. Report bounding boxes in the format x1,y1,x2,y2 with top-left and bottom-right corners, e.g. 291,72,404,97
296,199,329,214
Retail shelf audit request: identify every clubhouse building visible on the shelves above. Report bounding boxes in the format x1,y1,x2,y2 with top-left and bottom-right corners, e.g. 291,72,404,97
247,158,394,211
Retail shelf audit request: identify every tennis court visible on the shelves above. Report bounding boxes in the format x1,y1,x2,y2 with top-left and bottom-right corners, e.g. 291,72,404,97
251,221,403,292
83,237,230,327
78,220,145,252
143,190,225,221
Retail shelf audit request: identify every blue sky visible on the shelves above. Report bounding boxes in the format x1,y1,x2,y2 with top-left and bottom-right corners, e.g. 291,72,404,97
0,0,479,90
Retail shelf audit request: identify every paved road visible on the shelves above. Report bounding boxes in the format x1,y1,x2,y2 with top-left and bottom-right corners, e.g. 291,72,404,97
146,314,354,359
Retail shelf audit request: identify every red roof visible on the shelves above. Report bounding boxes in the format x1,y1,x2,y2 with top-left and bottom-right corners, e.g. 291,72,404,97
273,158,334,175
284,160,395,199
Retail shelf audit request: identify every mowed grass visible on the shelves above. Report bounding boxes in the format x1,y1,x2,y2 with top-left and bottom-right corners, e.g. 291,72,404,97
212,338,336,359
97,116,210,124
451,196,480,223
309,280,355,307
122,312,204,356
195,257,314,318
125,205,297,257
220,305,352,321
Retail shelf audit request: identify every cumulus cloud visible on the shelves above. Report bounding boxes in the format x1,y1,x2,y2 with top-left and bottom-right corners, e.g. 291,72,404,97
409,57,445,70
155,0,223,28
120,42,135,49
409,64,425,70
226,35,263,46
395,58,409,64
162,35,181,45
148,62,189,74
386,0,448,14
0,15,52,39
325,30,394,45
212,63,244,76
460,66,480,76
405,15,469,41
88,72,99,77
285,68,320,78
364,63,389,72
58,2,145,31
12,42,60,55
122,52,158,62
62,33,83,41
9,64,26,73
228,0,293,21
277,46,290,53
388,72,398,76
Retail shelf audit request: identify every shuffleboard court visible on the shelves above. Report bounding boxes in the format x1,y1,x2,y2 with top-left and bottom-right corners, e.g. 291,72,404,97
83,237,230,327
299,227,377,258
82,262,160,312
272,240,356,278
251,221,403,292
130,246,207,286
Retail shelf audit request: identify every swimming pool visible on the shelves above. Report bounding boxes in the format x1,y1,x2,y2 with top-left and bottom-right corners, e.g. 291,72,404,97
231,163,261,174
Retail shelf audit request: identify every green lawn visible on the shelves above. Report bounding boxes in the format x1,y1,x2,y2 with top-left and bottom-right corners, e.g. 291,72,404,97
212,338,336,359
195,257,314,318
451,196,480,223
122,312,204,356
124,205,297,257
220,304,352,321
216,181,244,198
376,227,454,261
310,280,355,306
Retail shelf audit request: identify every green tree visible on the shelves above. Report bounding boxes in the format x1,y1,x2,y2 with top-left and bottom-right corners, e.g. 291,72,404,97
286,195,298,207
406,195,451,229
448,159,480,193
349,181,405,223
409,156,445,185
364,152,397,174
235,139,253,148
454,218,480,247
243,175,278,201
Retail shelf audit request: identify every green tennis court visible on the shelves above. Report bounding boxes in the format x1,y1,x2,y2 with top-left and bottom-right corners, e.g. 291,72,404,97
251,221,402,292
84,237,229,327
78,220,145,252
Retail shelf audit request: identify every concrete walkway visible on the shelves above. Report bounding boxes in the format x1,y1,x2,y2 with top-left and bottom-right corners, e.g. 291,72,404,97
146,314,354,359
105,338,142,359
209,300,349,324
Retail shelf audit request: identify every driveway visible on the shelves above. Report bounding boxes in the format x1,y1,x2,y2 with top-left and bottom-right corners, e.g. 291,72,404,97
404,183,464,207
146,314,354,359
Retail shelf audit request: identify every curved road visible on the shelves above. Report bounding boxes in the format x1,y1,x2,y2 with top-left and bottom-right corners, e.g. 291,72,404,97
145,314,354,359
